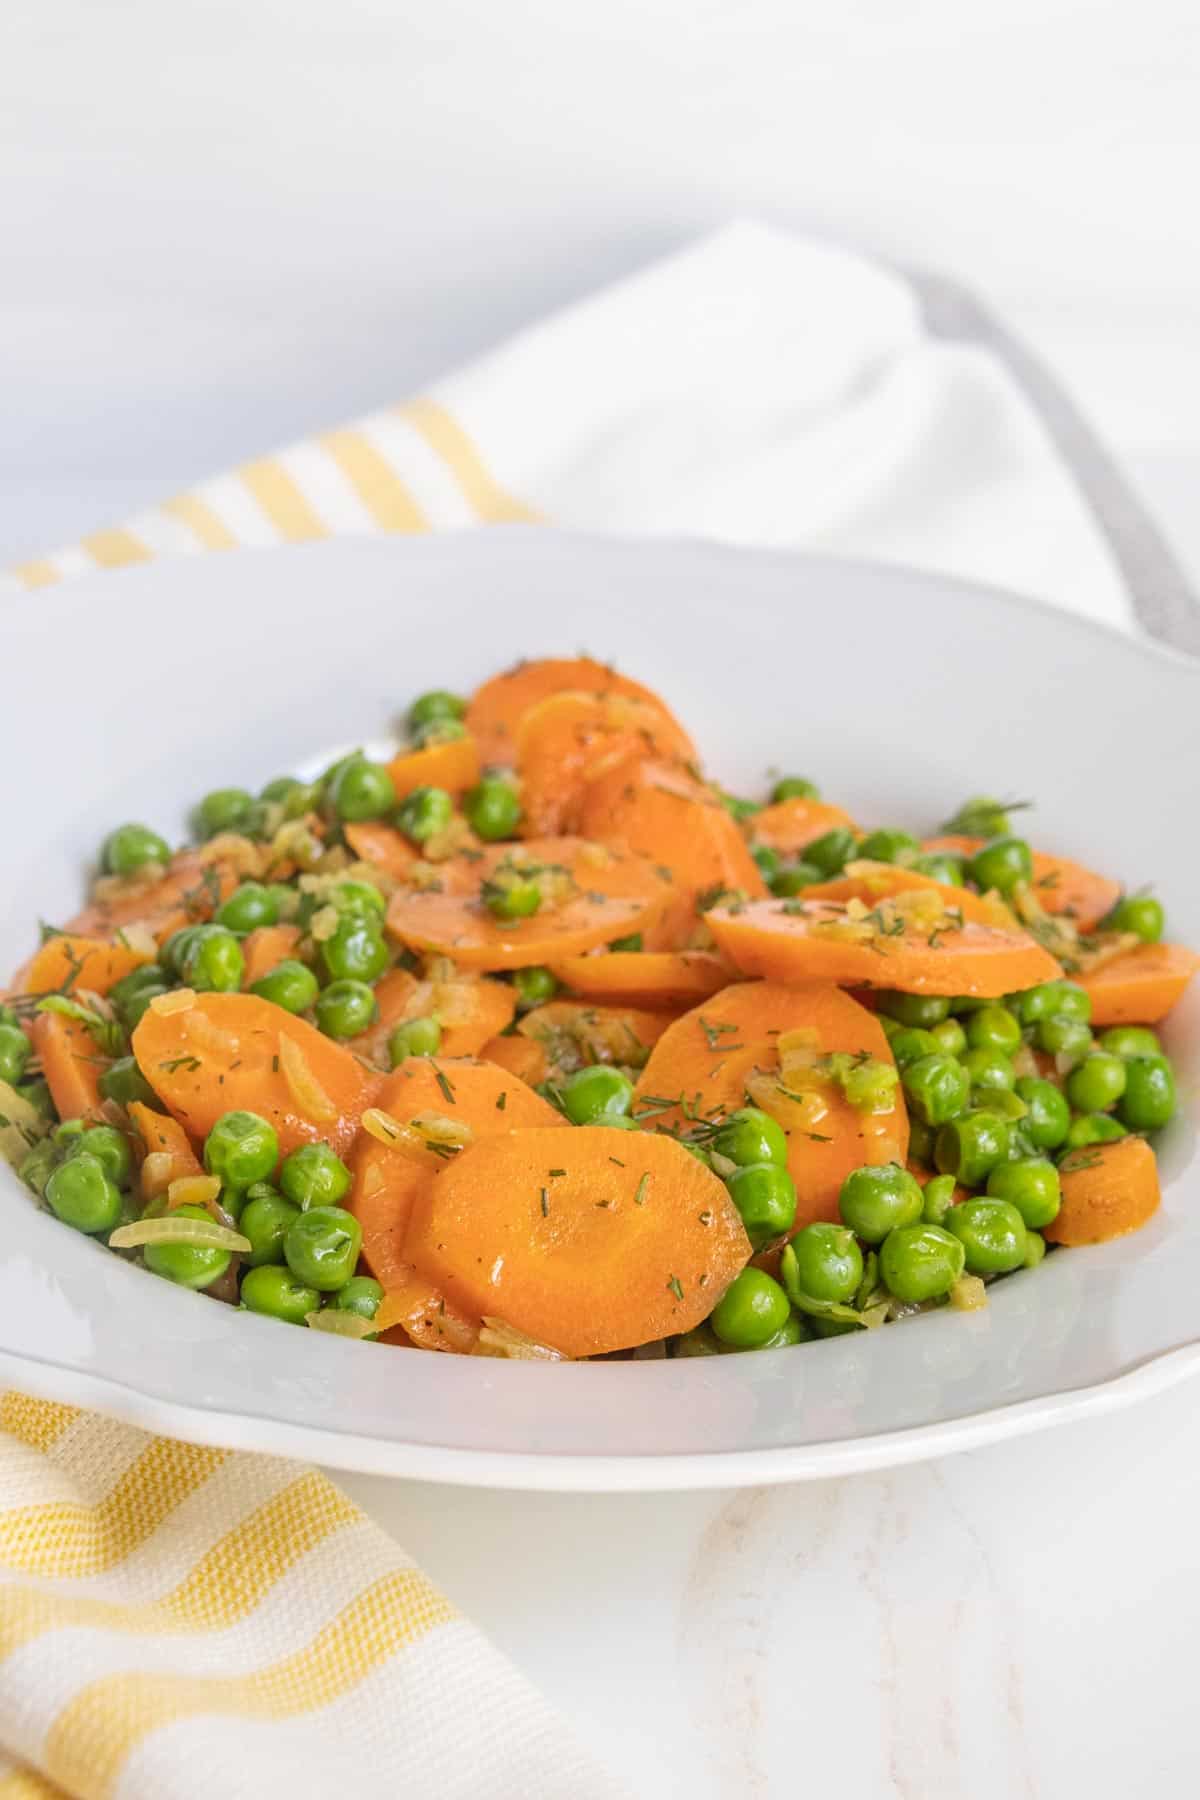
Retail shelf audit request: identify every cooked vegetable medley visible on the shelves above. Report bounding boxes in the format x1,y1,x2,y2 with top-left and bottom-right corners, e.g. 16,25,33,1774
3,657,1196,1361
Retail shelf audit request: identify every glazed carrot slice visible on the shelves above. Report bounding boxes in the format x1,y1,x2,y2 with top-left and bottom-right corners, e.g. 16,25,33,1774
548,948,734,1006
466,656,696,767
478,1033,549,1085
801,861,1009,926
132,991,380,1158
578,760,766,948
342,822,419,883
386,735,480,802
405,1125,749,1356
923,834,1121,930
385,836,671,970
634,980,908,1230
351,966,517,1065
705,893,1062,997
240,925,302,988
65,850,240,943
516,690,697,836
15,934,155,999
1046,1137,1161,1246
517,998,674,1076
31,1011,106,1121
349,1058,563,1345
1077,941,1200,1025
749,797,857,858
126,1102,202,1197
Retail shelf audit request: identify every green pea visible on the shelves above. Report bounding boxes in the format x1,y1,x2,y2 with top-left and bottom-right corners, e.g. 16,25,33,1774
771,777,820,802
19,1137,59,1197
44,1153,122,1235
934,1112,1011,1186
482,874,542,921
609,934,643,953
961,1046,1015,1093
965,1005,1021,1055
672,1324,723,1356
1104,893,1164,944
203,1110,279,1189
66,1124,132,1188
110,961,171,1017
395,786,454,843
412,716,467,749
804,828,859,877
880,1223,965,1302
250,959,320,1014
710,1268,791,1347
942,795,1013,838
718,792,759,823
967,835,1033,897
808,1313,862,1338
102,823,170,876
320,917,388,984
755,1313,807,1349
711,1107,789,1169
876,991,951,1028
903,1053,970,1127
98,1056,158,1108
181,925,245,993
986,1156,1061,1228
907,1119,936,1166
261,776,321,819
239,1191,301,1266
512,966,558,1009
408,689,466,733
1013,1076,1071,1150
1044,981,1092,1023
331,1275,384,1321
328,758,397,824
928,1017,967,1058
0,1003,19,1030
838,1162,923,1243
857,828,919,863
1119,1055,1176,1131
725,1163,798,1248
279,1143,352,1209
1023,1230,1047,1269
332,881,387,923
139,1203,231,1287
1064,1113,1128,1150
241,1262,321,1324
770,862,822,897
17,1077,55,1121
465,776,522,841
751,843,781,882
680,1141,713,1168
921,1173,958,1224
315,980,378,1040
945,1197,1027,1274
160,925,203,977
284,1205,362,1291
1065,1053,1127,1114
196,787,259,840
1099,1025,1162,1060
561,1065,634,1125
1010,982,1062,1025
890,1028,940,1069
388,1016,442,1064
788,1222,863,1303
0,1023,31,1086
217,882,279,934
1035,1016,1093,1061
54,1118,87,1149
910,852,965,886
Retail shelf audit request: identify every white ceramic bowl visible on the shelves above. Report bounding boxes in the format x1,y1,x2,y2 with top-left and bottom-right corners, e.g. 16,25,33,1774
1,530,1197,1489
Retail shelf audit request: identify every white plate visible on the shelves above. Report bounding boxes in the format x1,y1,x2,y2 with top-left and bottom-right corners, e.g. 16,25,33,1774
2,530,1198,1490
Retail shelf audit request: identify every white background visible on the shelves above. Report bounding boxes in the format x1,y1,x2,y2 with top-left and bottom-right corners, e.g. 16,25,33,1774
3,0,1200,568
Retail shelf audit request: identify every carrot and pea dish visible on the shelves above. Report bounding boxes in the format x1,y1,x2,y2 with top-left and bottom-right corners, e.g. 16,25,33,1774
2,659,1195,1359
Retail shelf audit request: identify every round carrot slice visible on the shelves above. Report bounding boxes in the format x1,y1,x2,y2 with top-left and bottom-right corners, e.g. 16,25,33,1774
1046,1137,1161,1245
923,834,1121,930
1077,941,1200,1025
240,925,302,988
516,690,698,836
548,948,734,1006
801,861,1008,925
749,797,857,857
384,836,671,970
467,656,695,767
405,1125,749,1356
351,966,517,1066
386,734,480,802
705,893,1062,997
634,980,908,1230
132,991,380,1157
342,822,419,883
15,934,155,999
517,998,674,1079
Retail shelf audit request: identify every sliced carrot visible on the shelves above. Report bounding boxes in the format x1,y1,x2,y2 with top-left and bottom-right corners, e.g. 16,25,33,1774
386,735,480,802
126,1101,202,1195
466,656,695,768
801,861,1009,926
405,1126,749,1356
516,690,697,836
1077,941,1200,1025
705,893,1062,997
66,852,241,944
31,1011,106,1121
343,822,418,883
132,992,380,1158
240,925,303,988
923,834,1121,930
349,1058,563,1345
385,836,671,970
749,797,857,858
351,966,517,1065
548,948,734,1006
15,935,155,999
479,1034,549,1084
579,759,766,949
1046,1137,1161,1246
634,980,908,1231
517,998,673,1078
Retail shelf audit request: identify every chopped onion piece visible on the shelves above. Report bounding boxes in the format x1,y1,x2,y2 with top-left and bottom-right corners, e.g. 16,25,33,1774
278,1034,337,1123
950,1275,988,1312
109,1217,250,1253
150,988,196,1017
166,1175,222,1212
305,1310,376,1338
139,1152,176,1199
475,1316,568,1360
409,1111,474,1149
